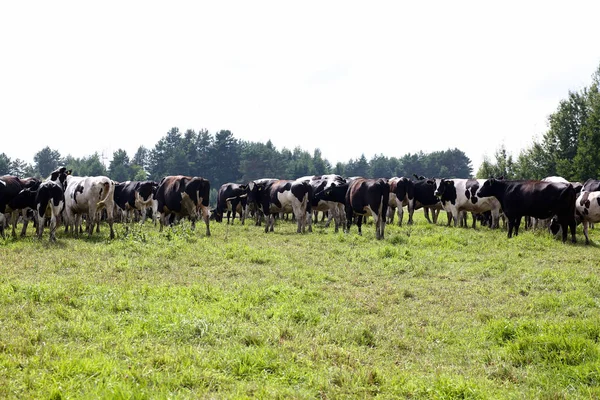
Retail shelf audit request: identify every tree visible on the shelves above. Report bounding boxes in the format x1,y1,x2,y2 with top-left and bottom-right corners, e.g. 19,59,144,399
10,159,33,177
0,153,11,175
34,147,62,178
573,74,600,181
109,149,132,182
476,145,516,179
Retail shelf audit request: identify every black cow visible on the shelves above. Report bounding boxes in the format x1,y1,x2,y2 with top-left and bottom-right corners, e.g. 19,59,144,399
8,181,41,237
215,183,248,224
411,175,443,224
477,179,576,242
155,175,211,236
247,179,312,233
114,180,158,223
0,175,40,237
345,178,389,240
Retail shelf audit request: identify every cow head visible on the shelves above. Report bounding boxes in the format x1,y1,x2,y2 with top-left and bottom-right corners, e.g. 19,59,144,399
49,167,71,191
476,178,497,198
434,179,453,198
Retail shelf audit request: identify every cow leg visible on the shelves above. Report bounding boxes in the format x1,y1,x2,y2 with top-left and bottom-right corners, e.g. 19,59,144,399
583,221,590,244
471,213,477,229
20,210,30,237
570,220,576,243
397,205,404,227
423,208,432,223
514,217,522,236
200,205,211,236
355,215,363,236
435,209,441,223
37,213,45,240
507,219,515,238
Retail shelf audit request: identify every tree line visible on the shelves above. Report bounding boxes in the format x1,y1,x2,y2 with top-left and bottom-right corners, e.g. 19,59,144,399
477,64,600,181
0,130,473,193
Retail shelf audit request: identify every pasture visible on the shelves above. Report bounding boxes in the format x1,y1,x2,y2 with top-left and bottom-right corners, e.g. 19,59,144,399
1,215,600,399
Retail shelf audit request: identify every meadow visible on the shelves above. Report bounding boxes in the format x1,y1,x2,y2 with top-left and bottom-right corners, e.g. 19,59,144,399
1,214,600,399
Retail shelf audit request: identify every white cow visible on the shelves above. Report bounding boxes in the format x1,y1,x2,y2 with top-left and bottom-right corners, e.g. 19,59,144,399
64,175,116,239
575,190,600,244
433,178,501,228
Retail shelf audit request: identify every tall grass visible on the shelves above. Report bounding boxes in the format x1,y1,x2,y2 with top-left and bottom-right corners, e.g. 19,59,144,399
1,215,599,398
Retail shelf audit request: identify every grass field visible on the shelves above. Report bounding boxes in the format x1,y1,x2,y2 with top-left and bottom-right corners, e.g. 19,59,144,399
1,214,600,399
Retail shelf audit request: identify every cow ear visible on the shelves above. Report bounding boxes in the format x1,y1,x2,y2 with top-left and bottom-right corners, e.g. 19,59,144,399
447,180,455,187
67,170,72,175
426,179,434,185
239,184,247,190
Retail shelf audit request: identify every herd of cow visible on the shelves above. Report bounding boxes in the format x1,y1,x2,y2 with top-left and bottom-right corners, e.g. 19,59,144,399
2,167,600,244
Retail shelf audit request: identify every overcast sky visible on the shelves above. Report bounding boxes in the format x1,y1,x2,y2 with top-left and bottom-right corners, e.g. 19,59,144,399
1,1,599,173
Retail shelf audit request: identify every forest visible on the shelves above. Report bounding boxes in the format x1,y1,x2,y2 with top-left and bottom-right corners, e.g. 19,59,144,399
1,65,599,192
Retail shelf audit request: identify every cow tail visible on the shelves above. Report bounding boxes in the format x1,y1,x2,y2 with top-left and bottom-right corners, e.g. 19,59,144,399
96,180,112,210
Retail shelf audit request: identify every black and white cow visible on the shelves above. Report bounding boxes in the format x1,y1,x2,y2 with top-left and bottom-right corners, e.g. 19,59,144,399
154,175,211,236
387,177,415,226
64,174,116,239
299,174,347,232
247,179,312,233
477,179,576,242
35,167,70,241
114,180,158,223
432,178,501,228
215,183,248,224
411,175,443,224
575,190,600,244
345,178,389,239
243,178,277,226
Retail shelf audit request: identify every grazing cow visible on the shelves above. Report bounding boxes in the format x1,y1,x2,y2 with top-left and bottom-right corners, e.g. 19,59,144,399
575,190,600,244
215,183,248,224
0,175,40,237
155,175,211,236
411,175,443,224
247,179,312,233
64,174,116,239
114,180,158,223
432,178,501,228
345,178,389,239
299,174,347,232
476,179,576,242
387,177,415,226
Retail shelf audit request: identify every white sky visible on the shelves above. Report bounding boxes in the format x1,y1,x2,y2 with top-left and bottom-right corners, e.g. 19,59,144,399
1,1,599,173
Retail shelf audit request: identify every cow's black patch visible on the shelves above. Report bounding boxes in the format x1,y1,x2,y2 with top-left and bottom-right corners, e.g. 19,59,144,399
584,208,589,215
585,200,591,208
464,190,470,200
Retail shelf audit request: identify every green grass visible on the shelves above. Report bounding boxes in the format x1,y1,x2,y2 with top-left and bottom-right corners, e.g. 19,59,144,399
1,215,600,398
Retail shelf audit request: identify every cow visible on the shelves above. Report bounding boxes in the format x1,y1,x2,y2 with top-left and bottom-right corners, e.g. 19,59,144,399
154,175,211,236
476,179,576,242
114,180,158,223
345,178,389,239
247,178,312,233
0,175,40,237
215,183,248,224
387,177,415,226
244,178,278,226
299,174,347,232
64,174,116,239
575,190,600,244
578,179,600,208
432,178,501,228
8,181,40,237
34,167,70,241
411,175,443,224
